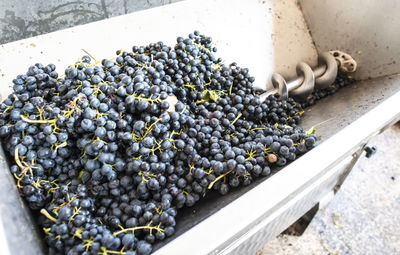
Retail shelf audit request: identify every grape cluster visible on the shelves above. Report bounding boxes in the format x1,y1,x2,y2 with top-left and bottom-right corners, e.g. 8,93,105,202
301,72,356,108
0,31,317,255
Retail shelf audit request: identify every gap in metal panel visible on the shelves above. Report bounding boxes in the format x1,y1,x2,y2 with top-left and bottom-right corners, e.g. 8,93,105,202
280,203,319,236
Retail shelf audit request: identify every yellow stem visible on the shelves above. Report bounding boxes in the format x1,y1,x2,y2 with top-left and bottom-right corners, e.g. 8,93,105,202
113,224,164,236
40,209,57,223
54,141,67,152
208,170,232,189
248,127,266,132
14,148,24,169
20,115,56,124
141,118,160,140
99,247,126,255
230,113,242,125
229,81,234,95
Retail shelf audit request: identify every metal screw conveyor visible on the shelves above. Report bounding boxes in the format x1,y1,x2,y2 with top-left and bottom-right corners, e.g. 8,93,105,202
261,50,357,102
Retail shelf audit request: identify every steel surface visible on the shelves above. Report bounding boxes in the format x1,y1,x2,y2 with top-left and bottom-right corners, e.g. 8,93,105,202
299,0,400,80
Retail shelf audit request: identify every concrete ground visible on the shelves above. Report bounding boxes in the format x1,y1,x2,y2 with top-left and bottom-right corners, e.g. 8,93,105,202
258,124,400,255
0,0,182,44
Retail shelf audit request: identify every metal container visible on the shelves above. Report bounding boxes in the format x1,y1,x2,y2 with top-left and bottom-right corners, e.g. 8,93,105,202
0,0,399,254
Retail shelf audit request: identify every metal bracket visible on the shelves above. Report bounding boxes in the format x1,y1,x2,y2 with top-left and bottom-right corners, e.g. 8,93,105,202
330,50,357,73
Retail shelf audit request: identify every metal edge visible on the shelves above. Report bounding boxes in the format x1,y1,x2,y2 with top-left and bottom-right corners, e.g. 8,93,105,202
0,145,45,254
225,155,355,255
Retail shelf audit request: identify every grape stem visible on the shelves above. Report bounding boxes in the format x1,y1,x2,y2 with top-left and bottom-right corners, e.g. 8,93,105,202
54,141,67,152
229,81,234,95
20,115,56,124
113,223,164,236
230,113,242,125
83,238,94,252
140,118,161,141
245,147,257,161
208,170,232,189
81,49,98,63
14,148,35,177
248,127,266,132
40,208,57,223
98,247,126,255
14,148,24,170
72,227,83,239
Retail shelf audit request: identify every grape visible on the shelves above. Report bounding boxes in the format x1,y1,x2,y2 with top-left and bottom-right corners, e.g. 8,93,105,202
301,72,356,108
0,31,319,255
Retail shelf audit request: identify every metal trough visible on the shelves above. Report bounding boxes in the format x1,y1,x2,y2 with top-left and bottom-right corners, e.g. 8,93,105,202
0,0,399,254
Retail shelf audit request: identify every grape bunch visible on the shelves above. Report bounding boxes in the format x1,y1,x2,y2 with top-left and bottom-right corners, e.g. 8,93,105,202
0,31,317,255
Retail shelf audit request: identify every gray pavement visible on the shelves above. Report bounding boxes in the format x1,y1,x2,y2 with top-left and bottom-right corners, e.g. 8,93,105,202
0,0,182,44
259,124,400,255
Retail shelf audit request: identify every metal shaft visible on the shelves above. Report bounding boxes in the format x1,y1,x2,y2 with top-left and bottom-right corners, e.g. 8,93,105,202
264,64,327,98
